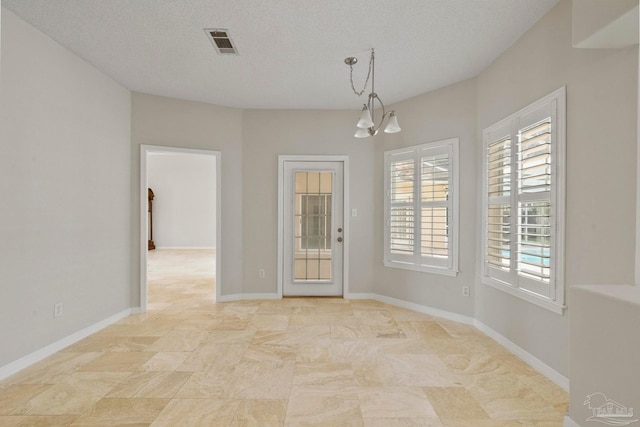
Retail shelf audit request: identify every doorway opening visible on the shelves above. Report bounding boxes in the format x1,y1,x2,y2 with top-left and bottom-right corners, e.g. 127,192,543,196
140,145,221,311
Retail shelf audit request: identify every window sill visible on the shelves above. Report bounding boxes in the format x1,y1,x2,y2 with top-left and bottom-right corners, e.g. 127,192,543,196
383,260,458,277
481,276,566,315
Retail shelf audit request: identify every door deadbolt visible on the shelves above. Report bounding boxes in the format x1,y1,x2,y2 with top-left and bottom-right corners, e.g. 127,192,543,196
337,227,343,232
337,237,343,242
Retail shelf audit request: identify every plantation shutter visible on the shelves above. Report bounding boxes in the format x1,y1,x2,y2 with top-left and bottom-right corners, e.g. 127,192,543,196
385,139,458,274
388,152,415,264
481,87,565,312
485,122,513,285
419,145,453,269
516,103,555,298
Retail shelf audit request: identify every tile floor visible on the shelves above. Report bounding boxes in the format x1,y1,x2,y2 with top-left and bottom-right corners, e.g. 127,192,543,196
0,249,568,426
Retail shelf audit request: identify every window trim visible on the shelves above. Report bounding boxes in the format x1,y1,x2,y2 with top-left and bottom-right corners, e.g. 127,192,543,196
481,87,566,315
384,138,459,276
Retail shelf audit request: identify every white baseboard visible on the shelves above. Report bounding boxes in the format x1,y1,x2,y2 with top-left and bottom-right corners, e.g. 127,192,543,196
563,415,580,427
364,293,475,325
346,292,568,392
217,293,280,302
0,308,133,381
154,246,215,250
474,319,569,391
343,292,377,300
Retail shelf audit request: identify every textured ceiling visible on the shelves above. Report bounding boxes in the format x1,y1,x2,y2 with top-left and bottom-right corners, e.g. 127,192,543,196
2,0,559,109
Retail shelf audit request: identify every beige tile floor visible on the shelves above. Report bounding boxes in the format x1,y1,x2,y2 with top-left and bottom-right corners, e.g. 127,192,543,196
0,249,568,426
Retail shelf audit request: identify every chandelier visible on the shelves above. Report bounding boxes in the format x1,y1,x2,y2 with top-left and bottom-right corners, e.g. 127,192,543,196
345,48,401,138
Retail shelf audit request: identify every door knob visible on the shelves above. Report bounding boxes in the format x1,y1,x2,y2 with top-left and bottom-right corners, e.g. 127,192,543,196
337,237,343,242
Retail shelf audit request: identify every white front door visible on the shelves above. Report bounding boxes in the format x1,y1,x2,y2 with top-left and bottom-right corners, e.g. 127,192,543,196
282,160,345,296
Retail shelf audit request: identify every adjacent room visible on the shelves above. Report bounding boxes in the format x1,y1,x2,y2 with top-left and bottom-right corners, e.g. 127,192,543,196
145,149,219,310
0,0,638,425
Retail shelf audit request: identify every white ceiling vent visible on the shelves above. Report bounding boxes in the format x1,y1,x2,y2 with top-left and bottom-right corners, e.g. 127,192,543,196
204,29,238,55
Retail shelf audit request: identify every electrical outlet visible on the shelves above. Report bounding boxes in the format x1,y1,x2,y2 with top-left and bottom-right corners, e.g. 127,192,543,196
54,303,63,317
259,269,265,279
462,286,470,297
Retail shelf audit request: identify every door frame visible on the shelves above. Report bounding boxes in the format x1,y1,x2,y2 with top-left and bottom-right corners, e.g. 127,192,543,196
139,145,222,311
277,155,350,298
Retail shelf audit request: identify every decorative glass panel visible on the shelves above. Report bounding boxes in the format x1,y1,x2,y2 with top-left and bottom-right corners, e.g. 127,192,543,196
294,171,333,281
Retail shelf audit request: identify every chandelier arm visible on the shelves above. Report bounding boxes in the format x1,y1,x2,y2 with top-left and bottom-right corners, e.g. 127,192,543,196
379,109,394,122
369,94,387,133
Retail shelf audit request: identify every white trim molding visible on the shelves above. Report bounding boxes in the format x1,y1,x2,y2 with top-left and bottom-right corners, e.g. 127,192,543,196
474,320,569,391
347,292,474,326
140,145,222,310
155,246,216,250
216,293,280,302
0,308,133,381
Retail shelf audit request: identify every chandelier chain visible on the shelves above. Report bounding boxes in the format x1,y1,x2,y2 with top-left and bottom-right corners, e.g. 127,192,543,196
349,52,374,97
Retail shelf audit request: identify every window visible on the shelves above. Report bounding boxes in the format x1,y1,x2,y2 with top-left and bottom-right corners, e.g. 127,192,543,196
482,87,566,314
384,138,459,276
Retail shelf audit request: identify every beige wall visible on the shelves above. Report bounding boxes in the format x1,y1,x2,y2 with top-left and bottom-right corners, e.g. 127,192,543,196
241,109,376,294
131,103,376,298
131,93,244,300
373,78,478,316
0,9,131,366
147,153,216,248
475,0,638,375
637,4,640,285
569,285,640,423
572,0,638,47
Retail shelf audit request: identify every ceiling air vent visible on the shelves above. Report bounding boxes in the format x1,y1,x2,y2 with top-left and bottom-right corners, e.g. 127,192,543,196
204,29,238,55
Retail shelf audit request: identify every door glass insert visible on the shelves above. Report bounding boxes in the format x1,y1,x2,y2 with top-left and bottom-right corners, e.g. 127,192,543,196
294,171,333,281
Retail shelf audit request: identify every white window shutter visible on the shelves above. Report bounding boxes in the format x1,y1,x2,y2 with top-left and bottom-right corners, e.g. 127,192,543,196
481,87,566,314
384,139,459,276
